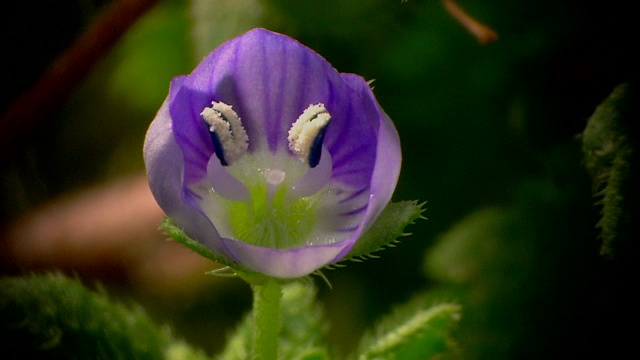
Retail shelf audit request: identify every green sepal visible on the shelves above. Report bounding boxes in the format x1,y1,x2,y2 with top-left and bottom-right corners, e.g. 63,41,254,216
216,281,330,360
581,82,639,258
341,200,425,262
160,217,238,269
0,273,206,360
353,297,461,360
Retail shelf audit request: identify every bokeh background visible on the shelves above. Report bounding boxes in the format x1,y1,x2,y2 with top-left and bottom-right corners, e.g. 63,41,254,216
1,0,637,358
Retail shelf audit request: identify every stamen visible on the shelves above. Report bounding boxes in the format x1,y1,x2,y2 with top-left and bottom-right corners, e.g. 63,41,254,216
201,101,249,166
288,103,331,167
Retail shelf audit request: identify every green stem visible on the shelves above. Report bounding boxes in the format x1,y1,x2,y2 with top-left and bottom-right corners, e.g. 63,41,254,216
252,278,282,360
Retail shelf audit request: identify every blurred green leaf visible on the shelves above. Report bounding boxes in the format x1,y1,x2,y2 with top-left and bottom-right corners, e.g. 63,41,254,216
107,0,193,112
354,298,461,360
279,282,330,360
0,273,206,360
581,82,640,258
424,178,595,359
189,0,265,59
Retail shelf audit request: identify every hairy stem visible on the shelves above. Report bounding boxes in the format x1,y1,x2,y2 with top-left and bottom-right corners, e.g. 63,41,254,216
252,278,282,360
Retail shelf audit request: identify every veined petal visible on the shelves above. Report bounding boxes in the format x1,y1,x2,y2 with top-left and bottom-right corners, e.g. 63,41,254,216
171,29,363,185
220,237,350,279
144,87,233,259
330,74,402,261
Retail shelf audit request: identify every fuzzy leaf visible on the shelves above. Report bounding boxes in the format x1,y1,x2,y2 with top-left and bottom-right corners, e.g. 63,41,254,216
581,82,640,258
343,201,425,262
354,297,461,360
278,282,328,359
0,273,205,360
217,281,329,360
215,310,252,360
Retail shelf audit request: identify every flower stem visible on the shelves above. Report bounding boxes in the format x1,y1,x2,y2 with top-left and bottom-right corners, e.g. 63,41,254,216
252,278,282,360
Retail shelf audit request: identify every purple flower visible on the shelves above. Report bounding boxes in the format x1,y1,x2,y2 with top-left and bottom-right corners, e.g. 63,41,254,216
144,29,400,279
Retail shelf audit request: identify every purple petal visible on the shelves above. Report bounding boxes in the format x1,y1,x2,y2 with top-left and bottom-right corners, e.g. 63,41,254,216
330,74,402,262
169,83,213,186
170,29,378,189
144,85,233,259
220,237,351,279
323,77,378,190
289,147,333,198
206,156,250,202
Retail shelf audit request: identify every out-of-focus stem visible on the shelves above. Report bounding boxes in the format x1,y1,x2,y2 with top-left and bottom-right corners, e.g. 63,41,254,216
0,0,158,162
443,0,498,44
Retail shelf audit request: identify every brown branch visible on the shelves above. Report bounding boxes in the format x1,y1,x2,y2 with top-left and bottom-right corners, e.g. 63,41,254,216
443,0,498,44
0,0,158,162
2,174,213,293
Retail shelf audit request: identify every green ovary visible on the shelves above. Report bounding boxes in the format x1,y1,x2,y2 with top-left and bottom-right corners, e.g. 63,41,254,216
227,182,317,248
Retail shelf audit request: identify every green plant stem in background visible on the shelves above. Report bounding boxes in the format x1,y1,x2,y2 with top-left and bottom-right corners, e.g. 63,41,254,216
252,278,282,360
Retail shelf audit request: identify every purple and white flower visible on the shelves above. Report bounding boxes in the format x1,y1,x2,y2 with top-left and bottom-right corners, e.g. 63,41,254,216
144,29,400,279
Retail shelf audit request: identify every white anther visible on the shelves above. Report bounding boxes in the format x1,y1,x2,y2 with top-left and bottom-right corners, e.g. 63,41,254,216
288,103,331,163
201,101,249,165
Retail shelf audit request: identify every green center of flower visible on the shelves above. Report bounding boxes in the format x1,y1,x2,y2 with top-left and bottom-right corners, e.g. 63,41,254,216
223,153,319,248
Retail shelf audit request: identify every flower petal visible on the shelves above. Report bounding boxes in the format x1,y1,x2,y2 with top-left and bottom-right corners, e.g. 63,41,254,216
144,83,233,259
322,76,378,190
330,74,402,261
168,83,213,186
220,237,350,279
170,29,374,185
